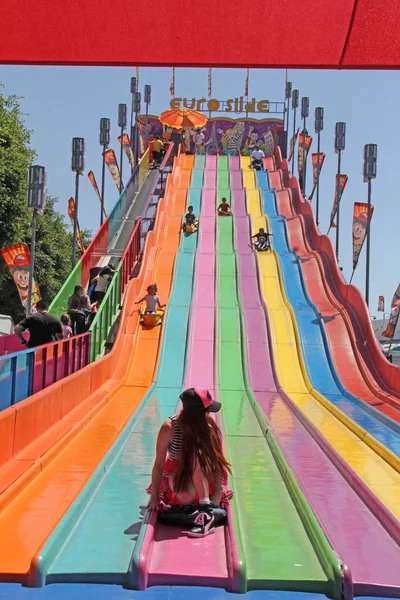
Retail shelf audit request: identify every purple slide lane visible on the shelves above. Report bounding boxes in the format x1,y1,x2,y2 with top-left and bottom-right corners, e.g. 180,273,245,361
231,170,400,597
138,158,240,591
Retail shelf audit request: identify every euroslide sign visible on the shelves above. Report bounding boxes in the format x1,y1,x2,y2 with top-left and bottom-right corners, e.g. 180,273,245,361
170,96,272,114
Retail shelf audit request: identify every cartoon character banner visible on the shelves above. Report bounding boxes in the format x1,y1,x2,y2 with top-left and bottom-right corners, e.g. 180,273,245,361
297,133,312,178
104,149,123,192
382,283,400,339
378,296,385,312
140,115,284,157
67,198,85,254
118,133,135,170
352,202,374,271
308,152,325,201
0,243,40,310
329,174,348,228
288,127,300,162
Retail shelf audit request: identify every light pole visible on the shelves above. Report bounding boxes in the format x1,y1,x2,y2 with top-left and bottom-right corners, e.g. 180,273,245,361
334,122,346,261
99,117,110,226
118,104,127,193
71,137,85,267
144,85,151,150
291,89,299,174
363,143,377,308
130,76,136,151
133,91,141,167
315,107,324,226
285,81,292,158
301,96,309,196
26,165,46,315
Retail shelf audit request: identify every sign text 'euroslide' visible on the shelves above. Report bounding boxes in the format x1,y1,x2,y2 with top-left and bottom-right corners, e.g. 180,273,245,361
170,97,270,114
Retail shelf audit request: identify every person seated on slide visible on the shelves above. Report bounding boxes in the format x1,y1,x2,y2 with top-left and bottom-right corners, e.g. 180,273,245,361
217,197,232,216
251,145,265,170
135,284,166,314
182,206,198,232
251,228,273,251
147,387,233,537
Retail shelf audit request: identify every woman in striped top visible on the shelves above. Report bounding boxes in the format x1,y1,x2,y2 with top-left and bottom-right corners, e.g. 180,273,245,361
147,387,233,537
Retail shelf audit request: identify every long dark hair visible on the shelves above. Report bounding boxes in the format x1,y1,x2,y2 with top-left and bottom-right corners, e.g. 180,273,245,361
173,410,231,494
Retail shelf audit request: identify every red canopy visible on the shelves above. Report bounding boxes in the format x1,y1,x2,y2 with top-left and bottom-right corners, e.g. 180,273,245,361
0,0,398,68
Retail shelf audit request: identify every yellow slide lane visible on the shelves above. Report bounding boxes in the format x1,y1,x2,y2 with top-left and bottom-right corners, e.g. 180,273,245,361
245,186,400,521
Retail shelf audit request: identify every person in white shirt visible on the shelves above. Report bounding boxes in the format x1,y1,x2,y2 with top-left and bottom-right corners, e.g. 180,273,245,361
251,145,265,170
135,284,166,314
194,130,205,154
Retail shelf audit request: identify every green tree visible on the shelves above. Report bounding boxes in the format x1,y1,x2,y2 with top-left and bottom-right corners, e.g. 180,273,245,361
0,85,92,323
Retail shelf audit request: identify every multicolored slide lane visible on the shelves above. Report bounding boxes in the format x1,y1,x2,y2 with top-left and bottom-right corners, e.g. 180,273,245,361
241,157,400,595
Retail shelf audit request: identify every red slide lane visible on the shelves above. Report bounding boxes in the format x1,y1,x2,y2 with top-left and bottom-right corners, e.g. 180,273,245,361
269,151,400,423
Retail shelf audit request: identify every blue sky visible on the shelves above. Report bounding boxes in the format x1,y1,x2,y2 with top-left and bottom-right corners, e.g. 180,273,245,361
0,65,398,317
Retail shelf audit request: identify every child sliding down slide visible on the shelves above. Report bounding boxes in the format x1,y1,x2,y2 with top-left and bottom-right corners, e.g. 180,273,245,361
217,198,232,216
251,228,272,251
136,284,166,326
182,206,199,233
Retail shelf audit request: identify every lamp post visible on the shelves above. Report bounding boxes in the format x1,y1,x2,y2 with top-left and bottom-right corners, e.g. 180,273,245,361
334,122,346,261
291,89,299,174
133,91,141,167
314,107,324,226
285,81,292,159
26,165,46,315
363,143,377,308
118,104,127,192
130,76,136,151
301,96,309,196
144,85,151,150
99,117,110,226
71,137,85,267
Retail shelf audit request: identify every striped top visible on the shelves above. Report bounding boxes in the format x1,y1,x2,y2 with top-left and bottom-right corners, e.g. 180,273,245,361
167,414,183,461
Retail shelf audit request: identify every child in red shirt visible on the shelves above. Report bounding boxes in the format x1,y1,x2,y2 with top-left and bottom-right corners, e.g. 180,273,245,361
217,198,232,216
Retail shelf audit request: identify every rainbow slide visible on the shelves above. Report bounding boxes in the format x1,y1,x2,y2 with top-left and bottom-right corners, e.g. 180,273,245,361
0,151,400,600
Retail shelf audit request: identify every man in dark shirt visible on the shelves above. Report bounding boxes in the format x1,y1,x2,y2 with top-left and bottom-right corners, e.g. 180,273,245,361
14,299,63,348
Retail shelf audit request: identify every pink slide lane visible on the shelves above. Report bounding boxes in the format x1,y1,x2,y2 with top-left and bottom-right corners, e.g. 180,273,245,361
138,167,240,591
231,175,400,597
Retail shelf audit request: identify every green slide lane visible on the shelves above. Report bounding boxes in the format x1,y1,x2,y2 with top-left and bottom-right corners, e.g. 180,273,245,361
215,174,334,592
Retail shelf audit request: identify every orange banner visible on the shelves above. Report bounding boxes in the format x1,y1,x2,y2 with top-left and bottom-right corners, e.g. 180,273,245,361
382,283,400,339
288,127,299,162
297,132,312,178
352,202,374,271
88,171,108,218
104,149,123,192
118,133,135,170
68,198,85,254
378,295,385,312
0,243,40,310
308,152,325,201
330,174,348,228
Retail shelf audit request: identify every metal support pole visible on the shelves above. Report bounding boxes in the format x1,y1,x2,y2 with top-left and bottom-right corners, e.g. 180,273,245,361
27,209,37,316
302,117,307,196
335,150,342,260
134,114,139,167
365,178,372,307
285,97,290,157
145,102,149,150
100,144,106,226
130,94,134,150
316,131,321,226
72,171,79,267
119,126,124,192
291,107,297,174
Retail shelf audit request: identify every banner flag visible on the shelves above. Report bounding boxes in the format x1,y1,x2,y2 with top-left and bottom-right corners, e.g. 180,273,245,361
208,68,212,98
378,295,385,312
104,149,123,191
288,127,300,162
0,242,40,309
308,152,325,201
67,198,85,254
170,67,175,96
118,133,135,169
329,174,348,228
135,67,139,90
382,283,400,339
297,132,312,178
245,68,249,97
88,171,108,218
352,202,374,271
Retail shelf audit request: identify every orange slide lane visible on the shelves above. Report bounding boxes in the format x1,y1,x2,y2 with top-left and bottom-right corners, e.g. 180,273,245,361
0,154,193,582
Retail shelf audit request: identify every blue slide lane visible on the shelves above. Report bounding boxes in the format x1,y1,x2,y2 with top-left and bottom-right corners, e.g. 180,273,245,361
257,171,400,457
34,162,203,587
